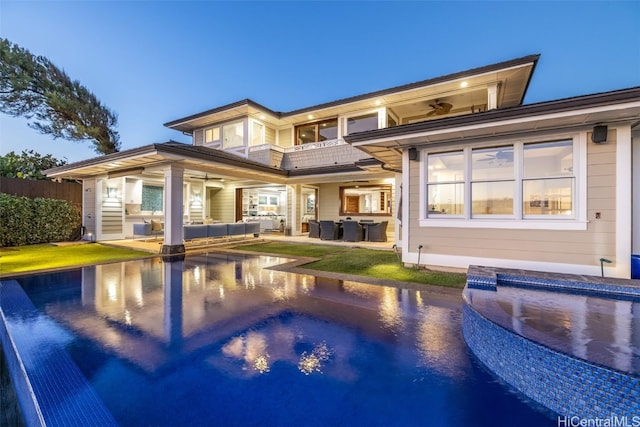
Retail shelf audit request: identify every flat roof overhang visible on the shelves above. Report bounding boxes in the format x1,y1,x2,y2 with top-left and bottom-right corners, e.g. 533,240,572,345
345,87,640,170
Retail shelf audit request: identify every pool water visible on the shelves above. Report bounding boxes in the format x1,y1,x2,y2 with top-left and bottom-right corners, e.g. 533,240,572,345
12,253,553,426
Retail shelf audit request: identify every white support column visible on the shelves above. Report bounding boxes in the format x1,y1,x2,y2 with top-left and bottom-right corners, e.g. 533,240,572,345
487,83,499,110
161,163,185,255
615,125,632,278
632,132,640,260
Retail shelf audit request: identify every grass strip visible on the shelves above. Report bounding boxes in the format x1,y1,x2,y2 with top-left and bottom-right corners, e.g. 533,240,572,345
235,242,467,288
0,243,148,274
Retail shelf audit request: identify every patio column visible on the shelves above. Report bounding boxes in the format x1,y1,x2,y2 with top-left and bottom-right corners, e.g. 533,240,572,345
161,163,185,255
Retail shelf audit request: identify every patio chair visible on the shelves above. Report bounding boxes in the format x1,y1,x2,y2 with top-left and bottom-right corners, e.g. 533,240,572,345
308,220,320,238
367,221,388,242
342,220,363,242
319,220,340,240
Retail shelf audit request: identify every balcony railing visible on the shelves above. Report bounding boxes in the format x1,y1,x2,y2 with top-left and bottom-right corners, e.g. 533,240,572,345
248,138,346,153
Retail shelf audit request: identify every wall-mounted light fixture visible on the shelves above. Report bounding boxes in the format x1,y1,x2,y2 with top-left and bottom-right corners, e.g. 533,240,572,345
591,125,608,143
408,147,418,161
107,187,118,198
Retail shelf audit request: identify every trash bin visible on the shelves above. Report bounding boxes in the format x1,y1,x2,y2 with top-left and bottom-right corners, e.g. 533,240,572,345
632,255,640,279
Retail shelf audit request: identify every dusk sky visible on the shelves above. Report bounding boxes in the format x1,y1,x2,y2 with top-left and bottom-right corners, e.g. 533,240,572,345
1,1,639,163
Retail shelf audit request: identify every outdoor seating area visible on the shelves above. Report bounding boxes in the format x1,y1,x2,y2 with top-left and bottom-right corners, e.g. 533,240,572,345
133,222,260,243
309,220,388,242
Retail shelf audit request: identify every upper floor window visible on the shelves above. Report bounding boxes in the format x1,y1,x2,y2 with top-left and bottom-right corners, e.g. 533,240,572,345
424,139,576,225
346,113,379,135
251,121,264,146
205,127,220,143
222,122,244,149
295,118,338,145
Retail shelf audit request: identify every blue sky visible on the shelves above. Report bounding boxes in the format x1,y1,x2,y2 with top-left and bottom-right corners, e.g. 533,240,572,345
1,1,639,163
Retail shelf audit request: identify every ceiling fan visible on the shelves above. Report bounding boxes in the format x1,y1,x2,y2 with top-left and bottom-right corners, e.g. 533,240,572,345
480,150,514,163
426,100,453,116
190,173,223,182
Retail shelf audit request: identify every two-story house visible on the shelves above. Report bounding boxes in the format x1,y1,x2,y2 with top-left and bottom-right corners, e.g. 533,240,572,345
45,54,640,278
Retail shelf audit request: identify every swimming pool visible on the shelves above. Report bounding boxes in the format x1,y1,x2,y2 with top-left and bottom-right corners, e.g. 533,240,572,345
1,253,553,426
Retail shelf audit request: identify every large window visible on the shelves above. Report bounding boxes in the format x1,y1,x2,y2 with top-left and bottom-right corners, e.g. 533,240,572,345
523,140,574,216
471,146,514,216
424,139,576,223
426,151,464,215
222,122,244,149
295,118,338,145
346,113,379,135
339,185,391,216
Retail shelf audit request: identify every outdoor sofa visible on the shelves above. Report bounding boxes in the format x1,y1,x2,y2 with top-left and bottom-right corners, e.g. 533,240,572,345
134,222,260,242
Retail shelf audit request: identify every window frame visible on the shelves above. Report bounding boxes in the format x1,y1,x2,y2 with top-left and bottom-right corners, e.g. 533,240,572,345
222,121,244,149
418,132,587,230
344,109,383,136
204,126,220,144
294,118,338,145
339,184,392,217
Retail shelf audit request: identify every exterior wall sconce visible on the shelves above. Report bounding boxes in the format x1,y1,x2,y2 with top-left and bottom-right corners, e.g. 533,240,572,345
408,147,418,161
107,187,118,198
591,125,607,143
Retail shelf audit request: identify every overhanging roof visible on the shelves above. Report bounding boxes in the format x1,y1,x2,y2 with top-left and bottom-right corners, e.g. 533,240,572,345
44,141,289,182
345,87,640,170
165,54,540,133
43,141,392,183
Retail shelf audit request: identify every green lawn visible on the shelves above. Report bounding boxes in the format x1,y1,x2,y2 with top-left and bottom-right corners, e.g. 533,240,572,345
0,243,149,275
235,242,467,288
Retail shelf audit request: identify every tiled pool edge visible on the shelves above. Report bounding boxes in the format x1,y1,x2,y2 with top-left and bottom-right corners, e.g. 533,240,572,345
463,266,640,418
0,279,118,427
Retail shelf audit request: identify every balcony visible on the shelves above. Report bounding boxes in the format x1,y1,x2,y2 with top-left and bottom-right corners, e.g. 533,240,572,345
248,139,372,171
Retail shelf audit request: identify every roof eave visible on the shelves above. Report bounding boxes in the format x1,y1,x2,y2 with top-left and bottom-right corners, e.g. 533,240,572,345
345,86,640,144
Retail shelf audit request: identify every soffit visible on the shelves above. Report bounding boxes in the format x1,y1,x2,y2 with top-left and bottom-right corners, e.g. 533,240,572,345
44,143,288,183
352,99,640,170
166,56,537,133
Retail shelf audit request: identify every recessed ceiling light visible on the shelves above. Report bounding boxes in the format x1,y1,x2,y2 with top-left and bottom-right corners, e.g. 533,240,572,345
375,100,381,106
307,114,314,120
460,81,468,88
259,114,266,119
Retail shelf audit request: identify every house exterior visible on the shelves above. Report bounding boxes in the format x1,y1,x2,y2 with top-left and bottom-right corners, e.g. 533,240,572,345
44,54,640,278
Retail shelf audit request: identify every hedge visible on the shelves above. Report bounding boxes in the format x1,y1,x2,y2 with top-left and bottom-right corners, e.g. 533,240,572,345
0,193,81,247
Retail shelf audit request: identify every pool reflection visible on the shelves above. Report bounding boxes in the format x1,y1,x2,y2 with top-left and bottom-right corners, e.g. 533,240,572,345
35,253,465,378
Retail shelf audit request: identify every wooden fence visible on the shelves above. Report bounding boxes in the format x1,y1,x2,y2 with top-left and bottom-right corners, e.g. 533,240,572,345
0,176,82,206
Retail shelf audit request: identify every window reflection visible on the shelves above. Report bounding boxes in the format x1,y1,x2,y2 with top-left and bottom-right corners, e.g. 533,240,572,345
295,118,338,144
346,113,379,134
222,122,244,149
427,151,464,216
339,185,391,216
